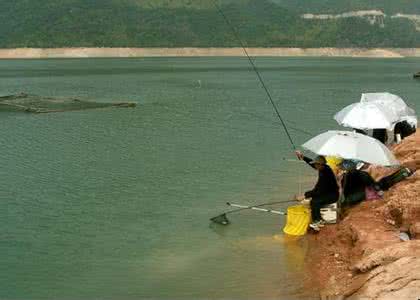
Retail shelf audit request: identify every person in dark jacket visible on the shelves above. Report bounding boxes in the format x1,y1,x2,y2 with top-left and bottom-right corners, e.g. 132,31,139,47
394,120,416,141
341,163,379,205
295,151,339,231
372,128,387,144
340,161,414,206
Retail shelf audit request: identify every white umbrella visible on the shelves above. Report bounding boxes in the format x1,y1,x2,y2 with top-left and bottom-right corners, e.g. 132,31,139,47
360,92,416,118
302,130,400,166
334,102,399,130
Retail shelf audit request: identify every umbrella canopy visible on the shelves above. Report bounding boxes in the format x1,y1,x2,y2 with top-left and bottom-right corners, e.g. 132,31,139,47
360,92,416,118
334,102,399,130
302,130,399,166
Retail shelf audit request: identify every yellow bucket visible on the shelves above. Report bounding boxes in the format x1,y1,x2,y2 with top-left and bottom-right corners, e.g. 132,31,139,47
283,205,311,236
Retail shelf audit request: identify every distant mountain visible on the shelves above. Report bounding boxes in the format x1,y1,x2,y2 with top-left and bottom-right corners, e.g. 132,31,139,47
0,0,419,48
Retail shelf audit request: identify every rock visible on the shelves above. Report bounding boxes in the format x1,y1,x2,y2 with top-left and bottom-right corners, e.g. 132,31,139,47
353,240,420,272
347,256,420,299
409,222,420,239
389,208,403,227
399,232,410,241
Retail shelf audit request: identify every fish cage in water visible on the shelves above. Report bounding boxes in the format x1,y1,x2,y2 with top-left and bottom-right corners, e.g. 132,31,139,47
0,93,136,113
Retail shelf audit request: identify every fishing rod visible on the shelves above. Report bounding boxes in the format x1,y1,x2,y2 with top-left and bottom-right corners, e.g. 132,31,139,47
210,199,295,225
211,0,296,150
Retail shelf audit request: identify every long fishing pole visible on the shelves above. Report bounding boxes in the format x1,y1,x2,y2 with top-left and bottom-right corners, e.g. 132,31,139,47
211,0,296,150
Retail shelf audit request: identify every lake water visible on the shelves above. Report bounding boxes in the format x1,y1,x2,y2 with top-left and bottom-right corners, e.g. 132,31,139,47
1,57,419,299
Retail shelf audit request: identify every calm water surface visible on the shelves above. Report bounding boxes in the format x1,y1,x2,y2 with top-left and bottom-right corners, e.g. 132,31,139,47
1,57,420,299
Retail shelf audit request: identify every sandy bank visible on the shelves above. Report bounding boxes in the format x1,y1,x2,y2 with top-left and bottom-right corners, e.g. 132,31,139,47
1,48,420,59
307,131,420,299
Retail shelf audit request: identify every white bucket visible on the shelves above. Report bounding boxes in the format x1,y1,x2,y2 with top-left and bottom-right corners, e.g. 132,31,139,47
320,203,337,224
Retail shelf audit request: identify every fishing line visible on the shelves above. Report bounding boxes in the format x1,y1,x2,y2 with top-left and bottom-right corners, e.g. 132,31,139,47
286,125,314,137
235,109,315,136
211,0,296,150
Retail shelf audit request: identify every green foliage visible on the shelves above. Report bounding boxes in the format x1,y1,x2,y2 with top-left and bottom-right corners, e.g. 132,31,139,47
0,0,419,48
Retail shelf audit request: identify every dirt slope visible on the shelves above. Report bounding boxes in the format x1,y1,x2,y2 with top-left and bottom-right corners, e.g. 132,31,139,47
306,130,420,300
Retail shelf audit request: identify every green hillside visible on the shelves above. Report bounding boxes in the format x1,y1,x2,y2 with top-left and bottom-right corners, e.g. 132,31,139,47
0,0,419,48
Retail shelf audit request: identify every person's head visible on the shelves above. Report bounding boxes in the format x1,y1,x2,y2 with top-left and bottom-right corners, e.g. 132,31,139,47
310,155,326,170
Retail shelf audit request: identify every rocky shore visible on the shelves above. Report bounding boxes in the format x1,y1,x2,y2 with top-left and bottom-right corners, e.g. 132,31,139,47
1,48,420,59
307,131,420,299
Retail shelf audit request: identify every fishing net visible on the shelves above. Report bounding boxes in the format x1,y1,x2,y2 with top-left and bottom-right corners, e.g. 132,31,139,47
210,213,230,225
0,93,136,113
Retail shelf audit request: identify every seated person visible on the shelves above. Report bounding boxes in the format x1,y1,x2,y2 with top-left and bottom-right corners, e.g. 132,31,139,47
372,129,387,144
340,161,415,206
295,151,339,231
394,120,416,141
341,162,380,206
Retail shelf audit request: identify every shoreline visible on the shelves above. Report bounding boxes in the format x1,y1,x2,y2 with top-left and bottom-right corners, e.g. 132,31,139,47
307,131,420,299
1,47,420,59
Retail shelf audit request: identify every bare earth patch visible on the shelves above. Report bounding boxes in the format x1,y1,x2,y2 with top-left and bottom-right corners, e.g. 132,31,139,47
1,48,420,59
